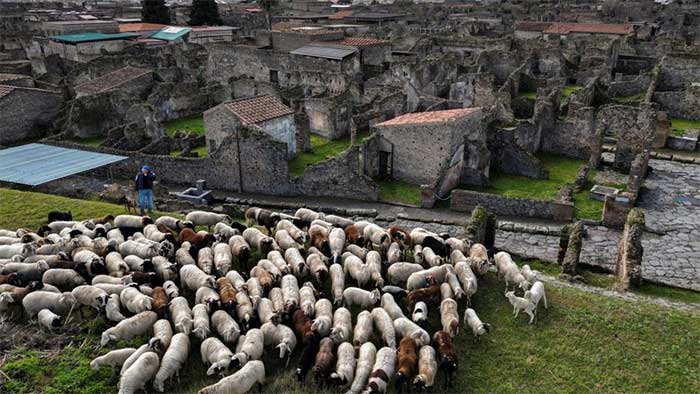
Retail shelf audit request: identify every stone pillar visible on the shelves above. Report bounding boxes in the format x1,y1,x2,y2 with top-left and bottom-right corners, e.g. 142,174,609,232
465,205,489,245
573,165,590,193
557,224,571,264
485,212,497,250
294,112,312,153
615,208,645,292
560,221,583,280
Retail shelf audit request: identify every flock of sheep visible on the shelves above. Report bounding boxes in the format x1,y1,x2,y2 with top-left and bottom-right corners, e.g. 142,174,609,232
0,206,548,394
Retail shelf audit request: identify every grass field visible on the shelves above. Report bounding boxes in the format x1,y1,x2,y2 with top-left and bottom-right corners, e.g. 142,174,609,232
611,93,644,104
377,179,422,206
517,90,536,99
164,115,205,137
67,136,106,147
669,118,700,137
288,132,369,176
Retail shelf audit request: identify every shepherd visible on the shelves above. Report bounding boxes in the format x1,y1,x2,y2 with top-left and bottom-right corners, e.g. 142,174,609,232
135,165,156,216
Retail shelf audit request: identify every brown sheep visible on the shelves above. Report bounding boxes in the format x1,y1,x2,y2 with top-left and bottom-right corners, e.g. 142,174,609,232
433,330,458,388
406,281,441,311
395,336,418,393
3,281,43,302
0,273,20,286
343,224,364,246
312,337,335,385
179,228,216,250
128,271,157,285
309,230,331,257
292,308,315,345
151,287,169,318
216,277,237,314
296,333,320,382
389,225,410,246
92,215,115,225
250,267,274,291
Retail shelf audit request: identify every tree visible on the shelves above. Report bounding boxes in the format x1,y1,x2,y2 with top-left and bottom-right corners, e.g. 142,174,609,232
189,0,221,26
142,0,170,25
258,0,278,30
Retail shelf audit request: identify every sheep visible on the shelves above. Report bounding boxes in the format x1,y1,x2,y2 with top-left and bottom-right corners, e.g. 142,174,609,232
256,259,282,282
347,342,376,394
235,291,255,330
462,307,490,342
226,271,247,293
150,319,174,351
505,291,537,324
196,286,221,312
285,248,307,277
92,282,129,296
101,311,158,346
292,308,315,347
189,304,210,340
445,271,465,299
144,224,175,243
330,341,356,387
393,318,430,347
37,308,62,329
0,243,35,259
231,328,264,369
395,336,418,393
495,252,530,292
380,293,405,321
185,211,232,228
179,228,216,251
521,264,537,283
166,296,192,335
71,285,108,312
363,224,391,251
228,235,251,271
268,287,284,316
275,229,303,252
445,237,469,255
328,263,345,305
276,220,306,244
440,282,453,300
180,265,216,291
469,243,490,276
327,227,346,265
363,346,397,394
366,251,384,288
524,281,547,312
300,282,317,317
405,265,453,291
422,247,444,267
1,260,49,281
163,280,179,299
123,255,153,272
201,337,234,375
90,348,137,371
330,307,352,344
412,301,429,328
306,253,329,283
215,277,236,314
311,298,333,337
0,281,43,303
260,321,296,361
148,286,168,317
309,224,331,257
343,288,380,309
213,243,233,276
118,352,159,394
0,272,20,286
309,336,335,384
406,280,440,310
387,263,424,286
243,227,275,256
107,228,125,244
345,244,367,261
120,286,152,314
22,291,77,317
433,330,457,388
197,247,214,274
118,240,159,260
454,261,478,304
45,220,78,234
412,244,424,265
153,333,190,392
371,307,396,349
388,225,409,246
266,251,289,275
387,242,403,264
281,274,300,315
381,286,407,302
42,268,86,289
353,310,373,349
440,299,460,337
114,215,153,229
198,360,265,394
344,255,370,289
213,222,242,242
413,345,437,390
106,293,126,322
92,274,131,286
211,310,241,344
244,207,279,233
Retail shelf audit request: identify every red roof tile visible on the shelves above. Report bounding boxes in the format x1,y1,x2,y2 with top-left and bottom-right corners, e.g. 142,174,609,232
0,85,15,99
375,108,480,127
335,37,389,47
543,22,633,35
0,73,28,82
328,10,354,20
75,66,151,95
119,23,167,32
514,21,554,32
225,95,294,125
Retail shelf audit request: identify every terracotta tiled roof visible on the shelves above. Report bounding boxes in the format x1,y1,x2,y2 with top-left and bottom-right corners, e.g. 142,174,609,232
225,95,294,125
0,73,28,82
335,37,389,47
0,85,15,99
375,108,480,127
75,66,151,95
514,21,554,32
328,10,354,20
119,23,167,32
543,22,633,35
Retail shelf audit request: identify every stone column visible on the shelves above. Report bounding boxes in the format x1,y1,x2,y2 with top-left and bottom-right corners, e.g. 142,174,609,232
465,205,489,245
485,212,497,250
557,224,571,264
560,221,583,280
615,208,645,292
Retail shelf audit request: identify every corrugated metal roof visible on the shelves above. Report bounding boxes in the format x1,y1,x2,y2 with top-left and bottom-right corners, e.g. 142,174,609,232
150,26,192,41
290,44,357,60
0,143,127,186
50,32,139,43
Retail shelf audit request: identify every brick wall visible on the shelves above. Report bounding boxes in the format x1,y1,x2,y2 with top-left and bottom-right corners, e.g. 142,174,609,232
450,189,574,222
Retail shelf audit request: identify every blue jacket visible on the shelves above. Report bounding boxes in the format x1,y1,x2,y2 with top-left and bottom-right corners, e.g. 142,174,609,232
135,171,156,190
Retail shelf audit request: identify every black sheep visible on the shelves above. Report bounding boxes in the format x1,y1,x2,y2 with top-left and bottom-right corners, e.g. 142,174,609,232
47,210,72,223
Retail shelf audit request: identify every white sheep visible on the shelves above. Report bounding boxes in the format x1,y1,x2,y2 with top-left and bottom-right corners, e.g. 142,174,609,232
211,310,241,344
118,351,159,394
393,317,430,347
22,291,77,317
281,274,300,312
299,282,317,317
422,247,443,267
464,308,491,341
276,220,306,244
122,255,150,272
169,296,194,335
196,247,214,274
42,268,86,289
363,346,396,394
90,348,137,371
101,311,158,346
371,307,396,349
155,216,190,231
275,229,303,252
440,283,453,300
306,253,328,282
118,240,159,259
106,293,126,322
366,251,384,288
185,211,232,228
521,264,537,283
353,310,373,349
114,215,150,229
329,227,346,264
346,342,376,394
440,299,460,337
0,243,35,259
37,308,62,329
256,259,282,281
198,359,265,394
445,271,465,300
266,251,290,275
71,285,108,312
260,321,296,361
505,291,537,324
213,243,233,275
175,242,196,267
445,237,469,254
311,298,333,337
235,291,255,329
344,255,370,288
284,248,307,277
152,256,177,281
163,280,180,299
92,275,132,286
330,307,352,344
363,223,390,249
180,265,216,291
231,328,264,368
120,287,152,314
524,281,547,311
201,337,233,375
331,341,356,386
380,293,405,320
196,286,221,312
469,243,490,275
256,297,277,325
153,333,190,392
386,242,403,264
150,319,173,350
345,244,367,261
495,252,530,292
454,261,478,304
406,265,453,291
192,304,211,340
413,345,437,390
329,263,345,305
343,288,380,309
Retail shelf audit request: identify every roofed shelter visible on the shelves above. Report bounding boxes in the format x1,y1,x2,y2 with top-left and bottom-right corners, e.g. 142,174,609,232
46,33,139,62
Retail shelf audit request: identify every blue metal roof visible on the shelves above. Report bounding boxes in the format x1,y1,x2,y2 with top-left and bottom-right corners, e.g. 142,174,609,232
50,32,140,43
150,26,192,41
0,143,127,186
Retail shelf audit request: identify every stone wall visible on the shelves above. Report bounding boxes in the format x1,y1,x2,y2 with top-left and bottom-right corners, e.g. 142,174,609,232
653,84,700,120
258,115,296,158
487,127,549,179
304,94,353,140
271,31,344,53
540,106,595,159
658,53,700,92
609,73,651,98
450,189,574,222
0,87,63,144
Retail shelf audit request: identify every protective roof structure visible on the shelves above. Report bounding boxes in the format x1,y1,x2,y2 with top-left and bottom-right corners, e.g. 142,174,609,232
150,26,192,41
290,43,357,60
0,143,127,186
50,32,139,43
225,95,294,125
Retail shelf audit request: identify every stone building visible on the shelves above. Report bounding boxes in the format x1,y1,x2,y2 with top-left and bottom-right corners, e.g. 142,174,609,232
45,32,139,62
303,91,353,140
0,84,62,144
334,36,391,66
74,66,153,98
188,26,238,44
373,107,489,187
204,95,297,158
118,23,167,38
514,21,634,40
42,20,119,36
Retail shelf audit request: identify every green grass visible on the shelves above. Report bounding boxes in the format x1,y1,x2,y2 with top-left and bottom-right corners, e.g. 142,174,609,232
561,85,581,100
170,145,208,158
67,136,106,147
669,118,700,137
377,179,422,206
612,93,644,104
517,90,536,99
164,115,205,137
288,132,369,176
